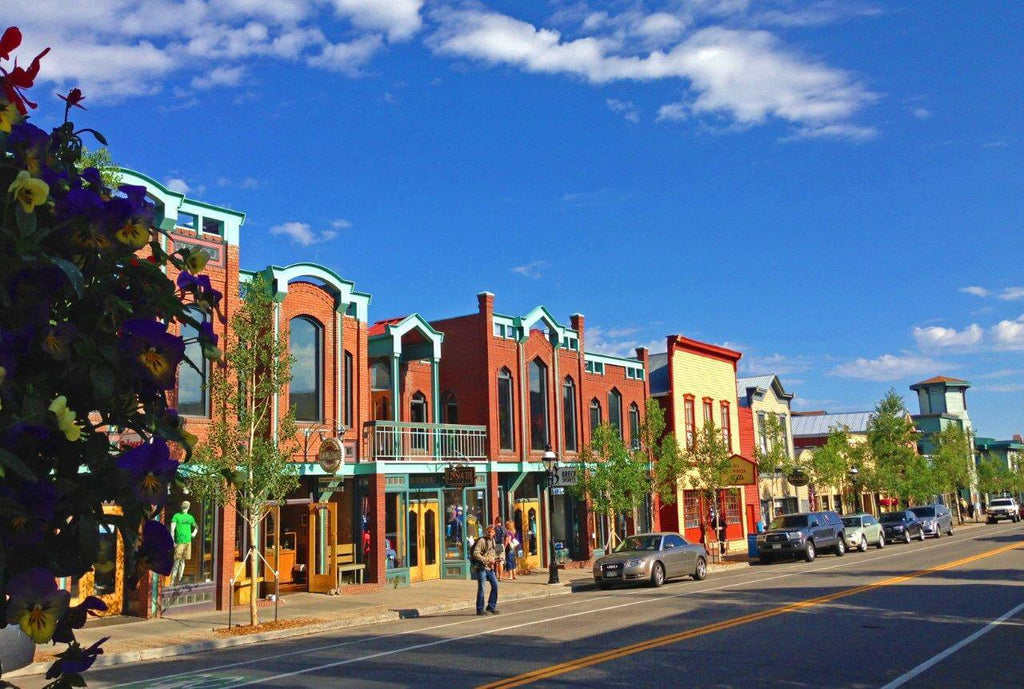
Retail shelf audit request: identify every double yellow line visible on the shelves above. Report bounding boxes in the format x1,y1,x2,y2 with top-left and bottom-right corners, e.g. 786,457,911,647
479,540,1022,688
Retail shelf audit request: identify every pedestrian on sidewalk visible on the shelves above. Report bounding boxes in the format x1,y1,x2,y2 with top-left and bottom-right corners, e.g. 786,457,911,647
472,525,500,615
504,519,519,581
492,517,506,582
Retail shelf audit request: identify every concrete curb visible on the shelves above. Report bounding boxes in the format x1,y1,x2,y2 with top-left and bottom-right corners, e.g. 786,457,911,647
9,581,586,679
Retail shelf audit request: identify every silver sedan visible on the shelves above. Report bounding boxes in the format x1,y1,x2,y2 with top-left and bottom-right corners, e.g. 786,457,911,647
593,532,708,589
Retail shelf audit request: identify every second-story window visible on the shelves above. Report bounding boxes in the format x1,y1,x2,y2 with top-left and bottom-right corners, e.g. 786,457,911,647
684,396,696,449
563,377,577,452
608,389,622,438
498,368,514,451
370,360,391,391
289,316,322,422
703,398,713,426
179,308,209,417
589,398,602,434
720,401,731,452
411,392,427,451
779,413,789,455
529,359,549,451
757,412,768,453
344,351,353,428
629,403,641,450
443,392,458,424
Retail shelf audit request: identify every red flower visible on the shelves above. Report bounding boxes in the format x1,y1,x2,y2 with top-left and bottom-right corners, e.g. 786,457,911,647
58,87,86,111
0,27,21,61
1,43,50,115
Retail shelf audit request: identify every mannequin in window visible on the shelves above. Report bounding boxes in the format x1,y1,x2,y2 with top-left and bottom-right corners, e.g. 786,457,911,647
170,500,199,585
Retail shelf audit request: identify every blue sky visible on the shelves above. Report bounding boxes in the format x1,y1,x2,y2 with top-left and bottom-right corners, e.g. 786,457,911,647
11,1,1023,437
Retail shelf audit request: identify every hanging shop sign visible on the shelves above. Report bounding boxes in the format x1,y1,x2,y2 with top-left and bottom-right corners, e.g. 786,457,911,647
317,437,343,474
725,455,756,486
444,465,476,488
787,469,810,487
550,466,579,487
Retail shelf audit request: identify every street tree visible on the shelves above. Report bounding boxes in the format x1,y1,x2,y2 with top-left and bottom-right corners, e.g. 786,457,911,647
810,427,855,510
929,424,973,522
76,146,123,188
976,456,1012,498
754,412,796,522
684,422,733,551
189,273,300,626
868,390,927,506
574,423,650,550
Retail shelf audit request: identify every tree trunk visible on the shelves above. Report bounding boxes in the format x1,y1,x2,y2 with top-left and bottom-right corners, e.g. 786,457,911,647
248,517,260,626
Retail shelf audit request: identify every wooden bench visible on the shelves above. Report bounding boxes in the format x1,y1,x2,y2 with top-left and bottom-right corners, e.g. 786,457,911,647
336,543,365,587
232,560,264,605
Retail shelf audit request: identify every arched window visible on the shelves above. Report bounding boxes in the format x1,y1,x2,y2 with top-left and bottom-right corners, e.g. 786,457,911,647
343,351,353,428
498,368,514,451
411,392,428,450
629,403,641,450
529,359,549,451
608,389,623,438
442,392,458,424
562,377,577,452
179,308,209,417
289,317,321,421
589,398,602,434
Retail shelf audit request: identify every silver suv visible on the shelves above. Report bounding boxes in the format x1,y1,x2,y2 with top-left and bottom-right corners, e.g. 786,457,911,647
756,511,846,563
986,497,1021,523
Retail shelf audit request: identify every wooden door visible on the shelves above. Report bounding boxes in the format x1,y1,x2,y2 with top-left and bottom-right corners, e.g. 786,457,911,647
407,498,441,583
514,499,541,572
307,502,337,593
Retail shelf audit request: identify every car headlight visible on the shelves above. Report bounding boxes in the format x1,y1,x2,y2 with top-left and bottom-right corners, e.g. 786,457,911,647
893,525,904,531
786,532,803,540
627,558,645,568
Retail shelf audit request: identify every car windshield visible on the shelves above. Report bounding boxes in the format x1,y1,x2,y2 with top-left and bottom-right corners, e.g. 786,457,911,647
991,499,1012,507
910,507,935,517
769,515,808,529
842,517,863,528
616,535,661,552
879,512,905,522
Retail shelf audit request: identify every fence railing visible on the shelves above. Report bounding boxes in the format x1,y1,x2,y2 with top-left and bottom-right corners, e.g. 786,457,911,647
362,421,488,462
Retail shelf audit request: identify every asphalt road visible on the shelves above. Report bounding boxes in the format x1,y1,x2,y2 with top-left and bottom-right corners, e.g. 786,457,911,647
22,521,1024,689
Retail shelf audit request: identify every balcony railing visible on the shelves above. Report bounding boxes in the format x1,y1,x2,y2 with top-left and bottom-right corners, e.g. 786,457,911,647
362,421,488,462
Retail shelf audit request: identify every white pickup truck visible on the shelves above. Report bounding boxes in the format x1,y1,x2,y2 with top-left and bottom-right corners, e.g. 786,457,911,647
986,497,1021,523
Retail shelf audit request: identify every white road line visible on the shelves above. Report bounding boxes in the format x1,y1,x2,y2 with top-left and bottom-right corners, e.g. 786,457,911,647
106,522,1022,688
226,527,1024,688
880,600,1024,689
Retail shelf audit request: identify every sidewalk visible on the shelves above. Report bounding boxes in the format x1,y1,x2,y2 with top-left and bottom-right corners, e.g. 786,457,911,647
13,557,750,679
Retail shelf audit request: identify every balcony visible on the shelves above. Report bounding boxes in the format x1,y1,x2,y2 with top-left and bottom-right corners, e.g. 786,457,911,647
362,421,488,462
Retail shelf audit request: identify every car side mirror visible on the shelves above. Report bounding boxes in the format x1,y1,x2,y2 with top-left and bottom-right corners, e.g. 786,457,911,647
810,521,819,528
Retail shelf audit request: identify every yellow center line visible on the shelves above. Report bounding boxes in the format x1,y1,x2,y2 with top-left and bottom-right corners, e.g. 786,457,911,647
479,540,1023,689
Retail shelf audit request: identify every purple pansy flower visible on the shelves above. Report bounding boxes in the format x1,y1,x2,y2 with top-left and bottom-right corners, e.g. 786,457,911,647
46,637,109,677
198,320,218,349
40,322,76,361
8,121,49,175
120,319,185,389
137,520,174,576
5,567,71,644
80,167,103,189
115,438,178,505
0,480,57,546
52,596,107,644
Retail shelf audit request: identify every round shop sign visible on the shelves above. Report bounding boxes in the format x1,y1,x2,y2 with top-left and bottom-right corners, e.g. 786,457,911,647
318,437,343,474
787,469,809,487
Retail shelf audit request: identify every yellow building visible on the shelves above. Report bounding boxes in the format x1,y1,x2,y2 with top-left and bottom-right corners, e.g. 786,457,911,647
791,411,880,515
649,336,759,549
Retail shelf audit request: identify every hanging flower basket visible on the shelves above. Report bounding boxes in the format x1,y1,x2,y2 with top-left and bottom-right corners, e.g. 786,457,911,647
878,497,898,506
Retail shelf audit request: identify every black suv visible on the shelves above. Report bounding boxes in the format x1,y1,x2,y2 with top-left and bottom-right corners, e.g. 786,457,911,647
756,511,846,563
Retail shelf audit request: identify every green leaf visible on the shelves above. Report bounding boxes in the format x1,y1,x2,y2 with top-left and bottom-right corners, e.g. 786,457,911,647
91,365,115,400
76,128,108,146
14,204,37,235
0,446,36,481
51,257,85,298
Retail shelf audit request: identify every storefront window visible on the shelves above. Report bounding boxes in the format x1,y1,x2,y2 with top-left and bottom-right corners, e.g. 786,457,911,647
683,490,700,530
385,493,407,569
529,359,549,450
167,495,217,585
94,523,117,596
445,488,486,560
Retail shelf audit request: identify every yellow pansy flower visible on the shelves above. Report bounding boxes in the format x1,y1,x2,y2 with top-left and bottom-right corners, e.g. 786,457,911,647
8,170,49,214
0,99,21,133
48,395,83,442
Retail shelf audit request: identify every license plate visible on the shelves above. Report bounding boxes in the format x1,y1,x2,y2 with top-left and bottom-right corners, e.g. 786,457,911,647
770,544,782,549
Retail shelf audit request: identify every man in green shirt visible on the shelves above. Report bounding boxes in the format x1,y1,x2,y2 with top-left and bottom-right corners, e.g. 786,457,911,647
170,500,198,585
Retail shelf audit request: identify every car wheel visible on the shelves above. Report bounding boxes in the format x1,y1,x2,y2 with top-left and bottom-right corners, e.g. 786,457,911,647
759,555,774,565
918,528,926,541
834,537,845,557
988,518,996,524
948,525,954,536
904,531,912,544
935,527,941,539
877,533,885,549
858,535,868,552
804,541,816,562
693,557,707,581
650,562,665,588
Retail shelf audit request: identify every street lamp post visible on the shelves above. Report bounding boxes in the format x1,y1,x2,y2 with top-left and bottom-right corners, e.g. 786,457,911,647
849,467,861,514
542,445,560,585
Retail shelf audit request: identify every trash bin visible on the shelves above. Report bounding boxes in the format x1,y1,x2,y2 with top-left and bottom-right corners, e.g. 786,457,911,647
747,534,759,558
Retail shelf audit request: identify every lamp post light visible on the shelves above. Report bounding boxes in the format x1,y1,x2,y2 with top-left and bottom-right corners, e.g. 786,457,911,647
542,445,560,585
849,467,861,514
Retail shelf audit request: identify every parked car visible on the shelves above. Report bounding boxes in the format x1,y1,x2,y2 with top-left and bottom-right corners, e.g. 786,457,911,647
986,497,1021,523
909,504,954,537
879,510,925,543
593,533,708,589
841,514,885,551
756,511,846,563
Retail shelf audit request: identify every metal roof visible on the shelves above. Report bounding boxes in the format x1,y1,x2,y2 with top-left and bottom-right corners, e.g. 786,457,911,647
791,411,874,437
649,353,669,395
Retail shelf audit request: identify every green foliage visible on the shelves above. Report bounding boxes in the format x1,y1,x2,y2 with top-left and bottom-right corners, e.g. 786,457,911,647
686,422,733,501
640,399,683,504
867,389,926,505
929,424,972,501
574,423,649,545
810,427,854,497
976,455,1013,496
76,147,121,188
755,412,795,478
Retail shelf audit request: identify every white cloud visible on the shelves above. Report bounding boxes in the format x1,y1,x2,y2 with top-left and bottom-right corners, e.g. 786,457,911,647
307,34,385,75
999,287,1024,301
239,177,260,190
328,0,423,42
331,218,353,229
977,383,1024,393
956,285,1024,300
269,221,338,246
913,107,931,119
428,9,876,137
606,98,640,123
191,65,246,89
510,260,550,279
991,315,1024,351
740,352,811,376
912,324,983,351
829,353,945,381
960,286,991,297
164,177,190,194
585,325,663,358
657,102,688,121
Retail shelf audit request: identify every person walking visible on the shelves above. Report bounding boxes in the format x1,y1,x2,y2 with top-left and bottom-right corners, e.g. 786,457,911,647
472,525,500,615
492,517,506,582
504,519,520,581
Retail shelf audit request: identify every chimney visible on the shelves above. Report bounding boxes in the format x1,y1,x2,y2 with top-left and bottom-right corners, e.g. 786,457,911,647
477,291,494,316
570,313,584,350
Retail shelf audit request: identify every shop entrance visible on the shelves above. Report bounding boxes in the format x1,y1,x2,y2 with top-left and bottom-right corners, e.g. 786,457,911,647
307,502,337,593
407,495,440,583
514,499,541,572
